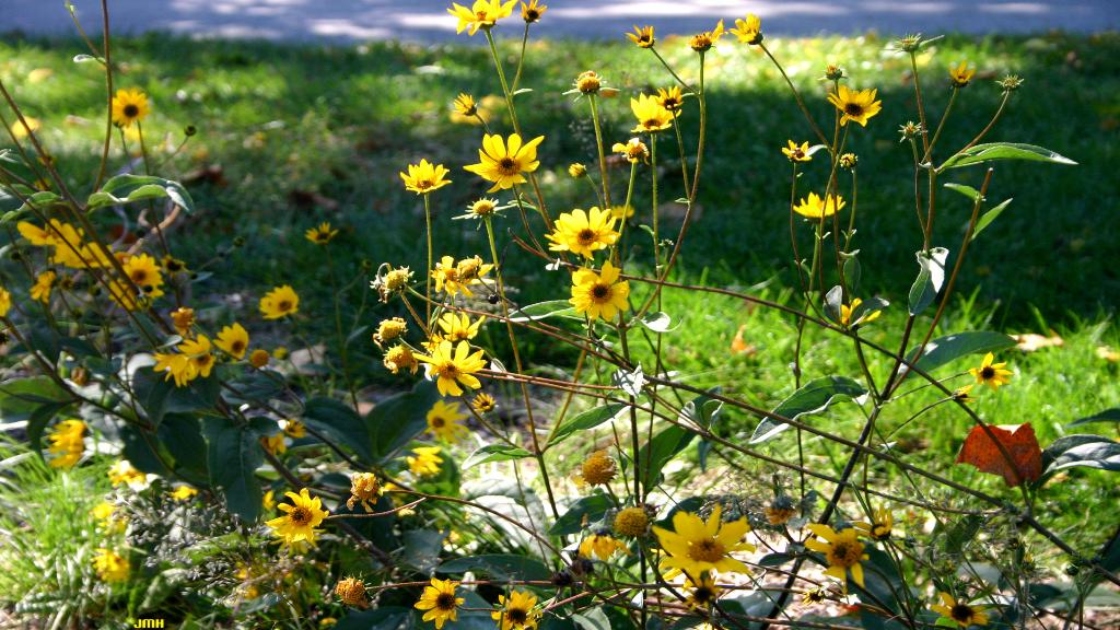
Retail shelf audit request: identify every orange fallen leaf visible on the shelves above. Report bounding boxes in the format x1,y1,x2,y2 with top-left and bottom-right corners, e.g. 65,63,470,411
956,423,1042,487
730,324,757,356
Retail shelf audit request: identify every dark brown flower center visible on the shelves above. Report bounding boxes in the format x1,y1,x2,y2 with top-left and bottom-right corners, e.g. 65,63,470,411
506,608,528,625
831,541,859,566
123,104,140,118
845,103,864,117
980,366,996,379
290,506,311,525
951,604,975,623
689,538,726,563
278,300,292,312
497,157,519,175
591,284,610,301
436,592,458,611
578,229,597,245
430,416,446,428
438,362,460,379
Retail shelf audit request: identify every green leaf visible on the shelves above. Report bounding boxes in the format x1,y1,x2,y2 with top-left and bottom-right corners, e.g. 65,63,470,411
751,376,868,444
908,247,949,316
400,529,445,573
1067,408,1120,428
971,198,1013,241
944,182,982,201
87,174,195,213
139,568,188,610
302,396,374,464
843,252,862,293
1039,435,1120,480
938,142,1077,171
549,494,614,536
905,331,1017,374
572,608,611,630
130,355,220,427
508,300,580,323
940,513,984,555
159,413,210,485
202,418,263,522
119,423,176,477
758,552,796,567
639,424,694,488
0,376,73,460
437,554,552,581
463,443,534,469
548,403,627,449
333,607,413,630
366,380,441,463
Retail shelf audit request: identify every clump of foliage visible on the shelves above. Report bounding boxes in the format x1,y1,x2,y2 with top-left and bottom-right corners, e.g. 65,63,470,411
2,2,1118,629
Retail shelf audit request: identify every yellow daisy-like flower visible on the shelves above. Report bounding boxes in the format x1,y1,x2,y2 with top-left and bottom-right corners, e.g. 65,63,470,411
250,348,271,368
472,392,497,414
782,140,812,163
448,0,518,36
793,192,846,220
579,532,628,560
730,13,763,45
46,419,86,469
30,270,56,304
804,524,869,588
492,590,541,630
656,86,686,112
415,578,464,629
630,93,675,134
652,503,755,578
336,576,369,608
374,317,409,346
153,349,194,387
426,399,470,443
415,339,487,397
431,255,494,298
684,572,722,609
260,285,300,319
546,207,620,259
0,286,10,318
111,88,150,128
407,446,444,478
266,488,330,549
169,485,199,501
969,352,1012,390
347,472,383,512
436,311,485,342
569,261,631,323
854,506,893,541
464,133,545,193
261,432,287,455
170,306,196,335
181,334,216,380
827,85,883,127
690,19,725,52
93,548,130,582
949,61,977,88
305,221,339,245
626,25,655,48
612,137,649,163
453,93,478,117
282,418,307,439
401,159,452,195
123,253,165,297
521,0,546,23
215,322,250,359
931,592,990,627
262,489,277,511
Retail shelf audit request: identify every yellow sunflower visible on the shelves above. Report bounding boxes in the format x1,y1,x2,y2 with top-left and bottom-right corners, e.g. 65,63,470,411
464,133,545,192
415,578,464,629
804,524,869,588
414,339,487,397
793,192,846,220
448,0,518,36
111,88,150,128
546,207,620,259
400,159,452,195
215,322,250,359
492,590,541,630
426,399,470,443
569,261,630,322
827,85,883,127
969,352,1013,390
652,503,755,578
266,488,330,549
626,25,655,48
931,591,990,627
260,285,300,319
630,93,675,133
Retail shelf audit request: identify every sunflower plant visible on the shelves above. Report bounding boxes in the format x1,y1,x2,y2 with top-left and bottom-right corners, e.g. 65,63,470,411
3,3,1118,630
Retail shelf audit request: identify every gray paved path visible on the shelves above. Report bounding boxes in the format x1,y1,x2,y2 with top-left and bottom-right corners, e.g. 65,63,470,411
5,0,1118,43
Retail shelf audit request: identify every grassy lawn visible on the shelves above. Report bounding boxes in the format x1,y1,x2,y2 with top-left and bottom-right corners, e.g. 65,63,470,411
2,25,1119,627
